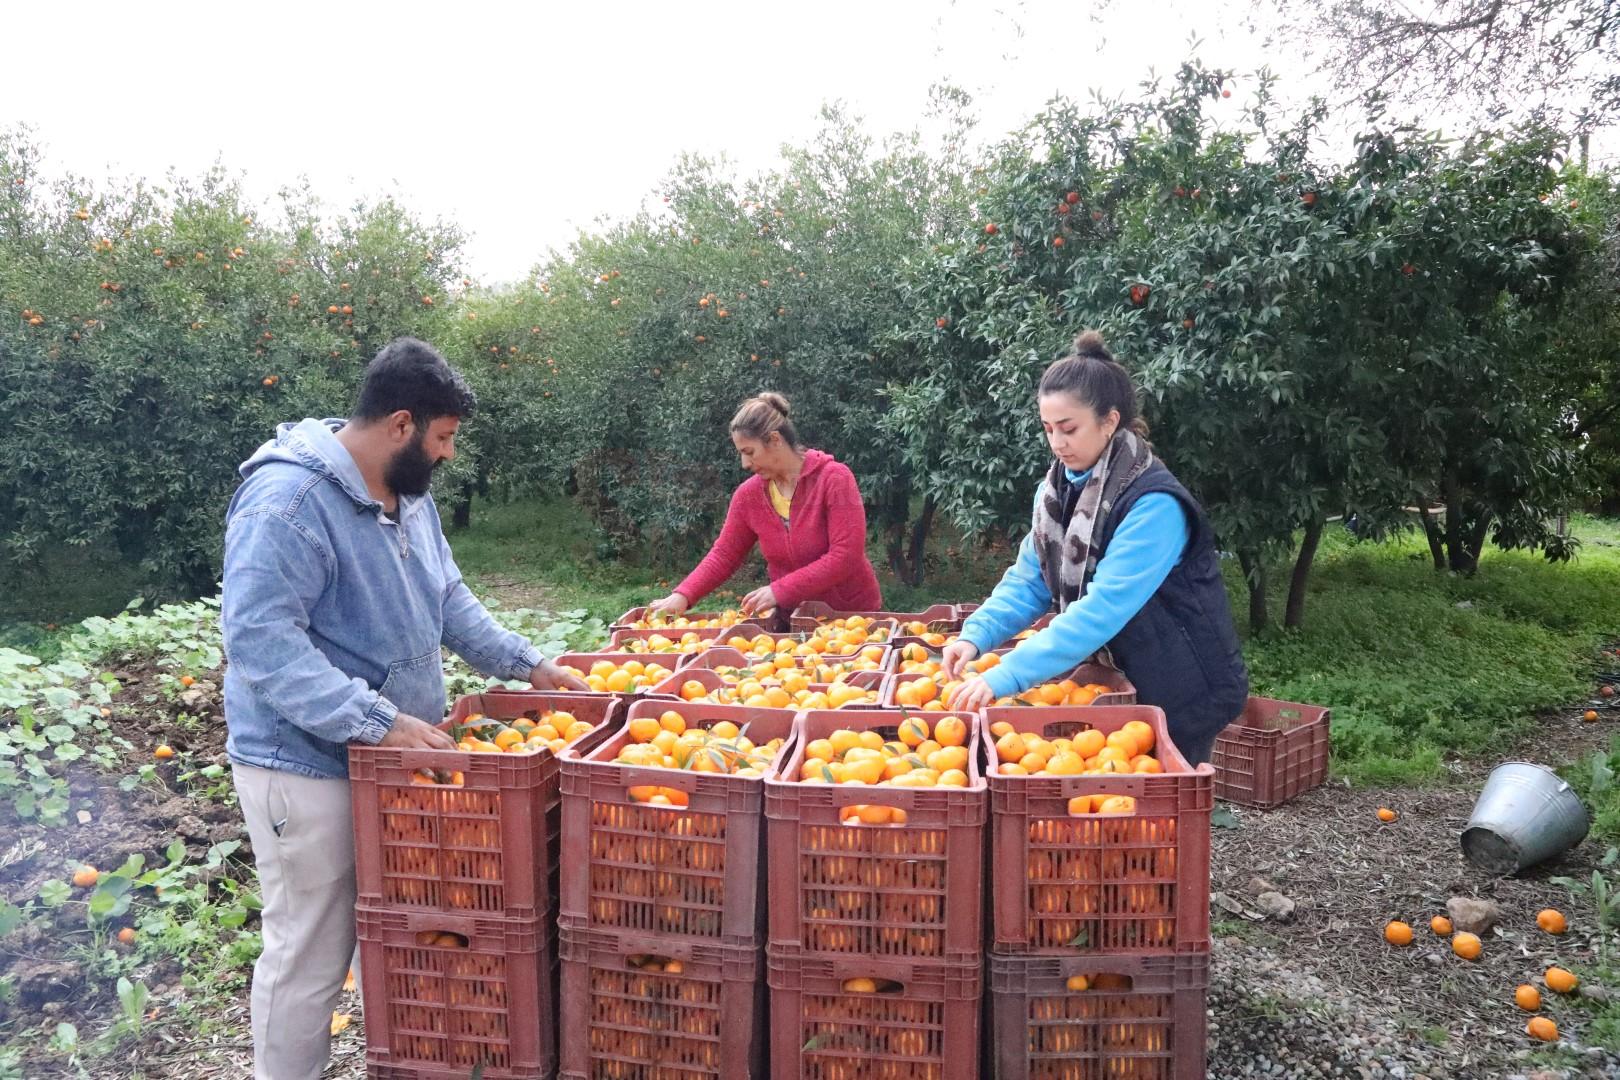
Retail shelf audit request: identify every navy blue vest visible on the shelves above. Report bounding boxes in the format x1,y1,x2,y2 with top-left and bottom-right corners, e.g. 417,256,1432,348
1069,460,1249,757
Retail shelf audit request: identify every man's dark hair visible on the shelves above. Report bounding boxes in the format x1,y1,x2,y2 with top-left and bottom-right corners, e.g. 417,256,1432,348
352,337,476,428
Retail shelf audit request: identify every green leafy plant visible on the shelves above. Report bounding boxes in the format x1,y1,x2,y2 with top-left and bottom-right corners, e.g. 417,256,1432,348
113,977,149,1039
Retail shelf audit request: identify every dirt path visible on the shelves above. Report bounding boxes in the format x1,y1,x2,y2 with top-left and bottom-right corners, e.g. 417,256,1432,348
467,574,562,614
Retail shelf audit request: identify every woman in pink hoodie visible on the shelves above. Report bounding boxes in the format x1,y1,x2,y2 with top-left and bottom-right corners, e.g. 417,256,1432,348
647,393,881,628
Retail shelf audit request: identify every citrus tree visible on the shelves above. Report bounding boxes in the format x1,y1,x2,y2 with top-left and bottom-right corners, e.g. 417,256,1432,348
1320,120,1595,573
477,96,976,570
0,129,460,593
882,62,1603,628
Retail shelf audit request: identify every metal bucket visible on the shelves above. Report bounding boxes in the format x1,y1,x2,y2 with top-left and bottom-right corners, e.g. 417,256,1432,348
1461,761,1590,876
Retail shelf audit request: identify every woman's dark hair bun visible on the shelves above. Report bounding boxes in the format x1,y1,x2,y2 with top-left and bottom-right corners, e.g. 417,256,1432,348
1072,330,1110,358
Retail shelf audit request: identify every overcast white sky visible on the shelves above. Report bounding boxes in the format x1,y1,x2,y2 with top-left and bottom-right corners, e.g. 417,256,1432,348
1,0,1583,284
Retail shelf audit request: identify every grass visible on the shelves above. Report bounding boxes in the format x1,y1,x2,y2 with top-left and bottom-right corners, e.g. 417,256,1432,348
1563,733,1620,844
1242,515,1620,784
0,547,149,661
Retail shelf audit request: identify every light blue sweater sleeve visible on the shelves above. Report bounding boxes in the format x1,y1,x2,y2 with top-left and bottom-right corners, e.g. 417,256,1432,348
980,492,1192,699
958,491,1052,656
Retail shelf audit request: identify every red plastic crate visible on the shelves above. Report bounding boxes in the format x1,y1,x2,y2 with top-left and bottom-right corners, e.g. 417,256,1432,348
766,948,982,1080
789,600,959,629
715,626,895,662
988,951,1208,1080
980,705,1212,955
553,652,682,696
801,616,902,647
674,645,754,672
882,661,1134,708
558,921,765,1080
764,710,986,962
356,905,555,1080
349,692,619,919
1209,696,1332,809
607,623,768,654
649,665,890,710
558,699,796,947
672,645,894,691
610,605,753,632
893,612,1053,652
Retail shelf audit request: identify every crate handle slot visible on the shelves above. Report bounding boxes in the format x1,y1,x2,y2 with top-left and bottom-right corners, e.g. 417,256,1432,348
837,802,910,826
407,766,466,787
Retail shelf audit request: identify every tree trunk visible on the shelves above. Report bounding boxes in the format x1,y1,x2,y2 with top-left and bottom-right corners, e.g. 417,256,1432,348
1284,519,1324,630
1447,508,1489,575
1237,549,1269,634
1443,465,1465,573
1465,513,1491,572
903,496,938,587
1419,505,1446,571
452,493,472,530
883,485,910,580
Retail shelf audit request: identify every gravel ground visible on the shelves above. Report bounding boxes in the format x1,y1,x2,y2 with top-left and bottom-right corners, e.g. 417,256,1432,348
1206,699,1620,1080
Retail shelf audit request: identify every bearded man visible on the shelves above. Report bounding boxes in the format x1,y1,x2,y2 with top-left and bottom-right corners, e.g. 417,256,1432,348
220,336,584,1079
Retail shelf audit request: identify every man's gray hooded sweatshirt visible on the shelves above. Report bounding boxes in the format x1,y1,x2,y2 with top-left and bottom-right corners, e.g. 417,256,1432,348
221,418,544,779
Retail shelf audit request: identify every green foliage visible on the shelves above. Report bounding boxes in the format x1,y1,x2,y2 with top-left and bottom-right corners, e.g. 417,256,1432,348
453,94,977,565
0,579,602,1067
1244,522,1620,782
1566,734,1620,844
0,130,462,595
883,60,1612,625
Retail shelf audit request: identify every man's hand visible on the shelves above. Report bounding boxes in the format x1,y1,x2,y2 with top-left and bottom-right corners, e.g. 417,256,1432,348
740,585,777,618
529,658,589,692
646,593,689,618
376,712,456,750
939,639,980,682
945,675,998,714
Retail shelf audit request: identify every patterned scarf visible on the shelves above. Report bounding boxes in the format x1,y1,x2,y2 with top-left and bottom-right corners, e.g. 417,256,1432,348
1032,429,1155,612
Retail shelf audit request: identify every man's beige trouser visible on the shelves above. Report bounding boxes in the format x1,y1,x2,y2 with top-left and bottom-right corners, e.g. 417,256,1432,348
233,764,357,1080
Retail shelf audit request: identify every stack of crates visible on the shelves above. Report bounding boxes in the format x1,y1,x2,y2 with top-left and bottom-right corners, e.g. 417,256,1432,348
556,697,796,1079
764,708,987,1079
348,690,622,1079
979,704,1213,1080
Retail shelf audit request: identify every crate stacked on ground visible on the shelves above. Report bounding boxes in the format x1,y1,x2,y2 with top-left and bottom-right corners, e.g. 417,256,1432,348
557,697,793,1079
720,621,899,664
1209,695,1332,808
350,691,623,1079
978,704,1214,1080
764,708,987,1079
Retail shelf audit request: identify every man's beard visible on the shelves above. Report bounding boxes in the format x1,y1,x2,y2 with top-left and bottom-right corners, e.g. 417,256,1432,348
384,431,438,497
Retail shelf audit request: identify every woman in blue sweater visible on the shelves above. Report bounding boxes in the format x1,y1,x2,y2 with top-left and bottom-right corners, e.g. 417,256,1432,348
944,330,1248,765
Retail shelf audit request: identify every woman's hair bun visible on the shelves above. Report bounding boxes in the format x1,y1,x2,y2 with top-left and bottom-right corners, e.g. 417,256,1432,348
1072,330,1109,358
756,391,791,418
